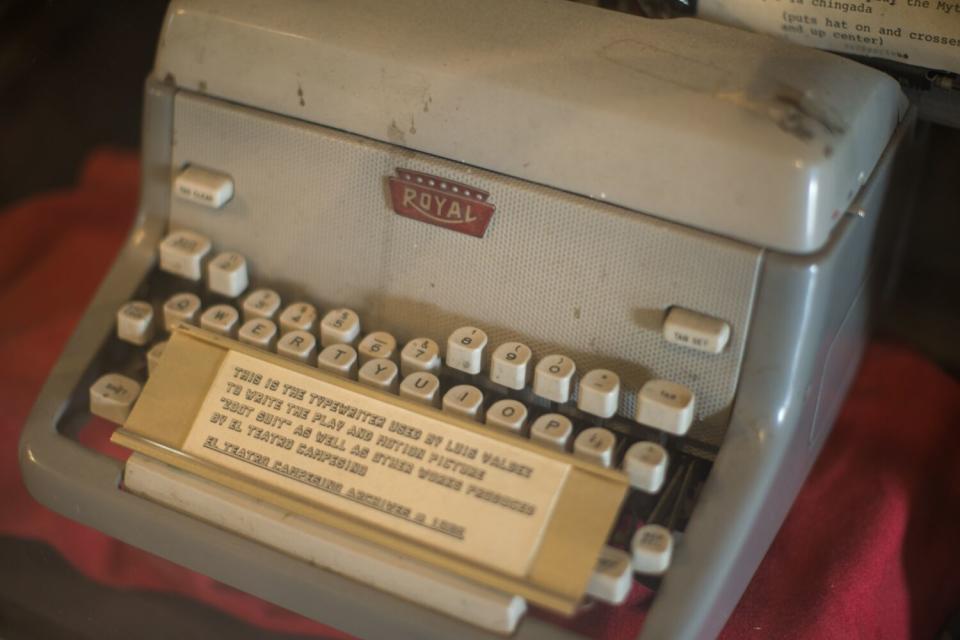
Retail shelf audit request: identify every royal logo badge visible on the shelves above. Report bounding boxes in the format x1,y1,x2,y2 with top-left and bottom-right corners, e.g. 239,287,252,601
387,169,495,238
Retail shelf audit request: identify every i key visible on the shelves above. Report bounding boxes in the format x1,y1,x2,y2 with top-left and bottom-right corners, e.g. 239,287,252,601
442,384,484,421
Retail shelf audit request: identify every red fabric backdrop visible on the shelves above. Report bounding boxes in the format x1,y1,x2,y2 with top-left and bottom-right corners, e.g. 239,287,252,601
1,150,958,639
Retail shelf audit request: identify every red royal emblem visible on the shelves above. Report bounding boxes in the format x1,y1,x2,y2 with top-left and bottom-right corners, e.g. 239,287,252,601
387,168,495,238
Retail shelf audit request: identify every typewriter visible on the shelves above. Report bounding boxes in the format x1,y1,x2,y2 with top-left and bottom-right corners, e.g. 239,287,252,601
20,0,915,638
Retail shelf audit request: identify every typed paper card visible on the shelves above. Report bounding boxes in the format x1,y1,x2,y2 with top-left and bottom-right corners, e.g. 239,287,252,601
182,350,571,577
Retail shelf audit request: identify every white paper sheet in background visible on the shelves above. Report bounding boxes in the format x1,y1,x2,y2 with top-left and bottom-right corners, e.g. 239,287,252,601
698,0,960,74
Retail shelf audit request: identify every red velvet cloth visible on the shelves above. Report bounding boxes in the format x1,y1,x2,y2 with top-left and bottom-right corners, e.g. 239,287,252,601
2,150,958,639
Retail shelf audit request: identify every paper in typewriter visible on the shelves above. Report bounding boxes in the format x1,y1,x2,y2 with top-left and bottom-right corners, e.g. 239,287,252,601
113,327,628,613
699,0,960,74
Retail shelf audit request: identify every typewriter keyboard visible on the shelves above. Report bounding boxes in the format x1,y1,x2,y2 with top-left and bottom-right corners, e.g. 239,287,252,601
90,228,716,607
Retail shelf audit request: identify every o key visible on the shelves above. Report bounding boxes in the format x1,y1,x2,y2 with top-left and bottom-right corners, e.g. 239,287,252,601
485,399,528,434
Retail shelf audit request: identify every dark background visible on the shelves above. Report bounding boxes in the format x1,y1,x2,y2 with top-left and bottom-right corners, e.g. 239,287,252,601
0,0,957,638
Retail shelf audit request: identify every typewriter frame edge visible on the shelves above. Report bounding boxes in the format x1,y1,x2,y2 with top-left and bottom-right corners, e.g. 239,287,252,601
642,110,919,640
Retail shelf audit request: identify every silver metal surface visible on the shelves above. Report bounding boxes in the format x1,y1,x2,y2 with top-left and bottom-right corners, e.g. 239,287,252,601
639,112,914,640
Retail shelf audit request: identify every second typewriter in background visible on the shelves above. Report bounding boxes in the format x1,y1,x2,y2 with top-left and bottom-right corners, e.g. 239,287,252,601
20,0,918,638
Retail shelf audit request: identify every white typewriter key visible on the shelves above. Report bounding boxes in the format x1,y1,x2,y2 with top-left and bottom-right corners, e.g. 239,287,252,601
586,546,633,605
399,372,441,407
116,301,155,346
635,380,695,436
279,302,318,333
358,358,400,393
485,399,528,434
663,307,730,355
446,326,488,375
173,165,234,209
632,524,673,575
277,330,317,363
578,369,620,418
533,355,576,403
529,413,573,452
489,342,532,390
238,318,278,350
358,331,397,364
147,341,166,376
207,251,248,297
242,288,282,321
623,442,668,493
163,292,201,332
400,338,441,376
317,344,358,378
89,373,141,424
574,427,618,468
199,304,240,337
159,229,211,281
442,384,484,421
320,308,361,347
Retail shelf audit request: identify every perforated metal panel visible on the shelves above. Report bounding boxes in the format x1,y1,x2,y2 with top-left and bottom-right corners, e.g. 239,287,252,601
169,93,762,444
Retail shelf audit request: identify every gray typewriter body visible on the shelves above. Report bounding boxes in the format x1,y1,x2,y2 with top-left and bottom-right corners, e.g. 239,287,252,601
20,1,914,638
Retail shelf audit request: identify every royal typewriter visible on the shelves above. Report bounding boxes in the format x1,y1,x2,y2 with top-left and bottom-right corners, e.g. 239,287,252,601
19,0,916,638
